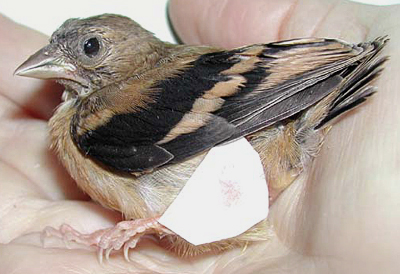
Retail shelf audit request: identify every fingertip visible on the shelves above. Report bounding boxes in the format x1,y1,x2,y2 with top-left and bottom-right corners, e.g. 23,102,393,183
168,0,296,48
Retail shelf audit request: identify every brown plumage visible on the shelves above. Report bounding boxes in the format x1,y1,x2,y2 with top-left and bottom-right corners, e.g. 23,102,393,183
15,14,387,259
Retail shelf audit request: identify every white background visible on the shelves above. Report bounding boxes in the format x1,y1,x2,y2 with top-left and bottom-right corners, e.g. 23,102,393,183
0,0,399,43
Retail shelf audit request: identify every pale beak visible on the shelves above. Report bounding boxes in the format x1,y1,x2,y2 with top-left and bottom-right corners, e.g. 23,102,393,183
14,45,77,80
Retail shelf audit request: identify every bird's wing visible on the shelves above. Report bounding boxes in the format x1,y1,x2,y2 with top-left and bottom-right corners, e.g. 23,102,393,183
72,38,380,172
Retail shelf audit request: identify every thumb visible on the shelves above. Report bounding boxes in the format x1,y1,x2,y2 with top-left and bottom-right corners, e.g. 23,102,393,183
168,0,382,48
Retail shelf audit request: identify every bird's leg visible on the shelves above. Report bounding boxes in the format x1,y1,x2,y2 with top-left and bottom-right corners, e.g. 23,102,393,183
42,217,174,262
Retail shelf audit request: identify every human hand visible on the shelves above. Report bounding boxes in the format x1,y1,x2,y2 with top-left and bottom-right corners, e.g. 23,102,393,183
1,0,399,273
169,0,400,273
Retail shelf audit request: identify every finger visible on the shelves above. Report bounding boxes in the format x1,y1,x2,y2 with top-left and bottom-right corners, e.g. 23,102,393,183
169,0,295,47
0,14,63,120
168,0,375,48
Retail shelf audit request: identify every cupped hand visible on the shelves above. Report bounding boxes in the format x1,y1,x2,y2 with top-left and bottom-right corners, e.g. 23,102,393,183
1,0,399,273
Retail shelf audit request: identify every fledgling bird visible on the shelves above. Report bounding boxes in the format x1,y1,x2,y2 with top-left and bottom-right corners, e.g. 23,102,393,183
15,14,387,260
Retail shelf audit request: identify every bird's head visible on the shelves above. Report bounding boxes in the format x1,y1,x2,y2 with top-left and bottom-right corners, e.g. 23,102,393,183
15,14,165,99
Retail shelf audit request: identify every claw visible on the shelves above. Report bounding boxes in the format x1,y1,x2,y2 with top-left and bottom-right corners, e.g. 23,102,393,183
124,244,131,262
98,248,104,264
63,235,70,249
105,247,113,261
40,229,48,247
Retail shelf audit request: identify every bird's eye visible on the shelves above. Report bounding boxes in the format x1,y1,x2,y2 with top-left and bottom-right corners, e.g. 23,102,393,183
83,37,100,57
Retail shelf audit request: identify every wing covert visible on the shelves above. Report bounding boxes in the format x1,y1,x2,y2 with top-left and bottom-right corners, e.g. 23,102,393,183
72,38,377,172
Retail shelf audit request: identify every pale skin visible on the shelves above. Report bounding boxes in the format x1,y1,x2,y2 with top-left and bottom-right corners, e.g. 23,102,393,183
0,0,399,273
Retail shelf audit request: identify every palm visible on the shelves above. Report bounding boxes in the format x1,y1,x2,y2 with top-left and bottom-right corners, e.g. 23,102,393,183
1,1,399,273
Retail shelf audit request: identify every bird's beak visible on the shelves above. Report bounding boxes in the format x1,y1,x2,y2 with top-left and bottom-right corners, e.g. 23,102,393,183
14,44,77,80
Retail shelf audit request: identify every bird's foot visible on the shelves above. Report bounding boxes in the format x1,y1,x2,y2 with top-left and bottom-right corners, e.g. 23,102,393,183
42,217,173,262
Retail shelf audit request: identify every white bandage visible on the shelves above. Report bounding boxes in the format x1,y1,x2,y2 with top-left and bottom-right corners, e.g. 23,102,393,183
159,138,269,245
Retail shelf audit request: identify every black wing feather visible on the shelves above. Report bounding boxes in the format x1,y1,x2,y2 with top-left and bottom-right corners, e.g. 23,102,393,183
73,38,383,172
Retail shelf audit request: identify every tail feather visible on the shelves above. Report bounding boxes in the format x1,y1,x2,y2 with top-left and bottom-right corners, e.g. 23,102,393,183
315,36,389,128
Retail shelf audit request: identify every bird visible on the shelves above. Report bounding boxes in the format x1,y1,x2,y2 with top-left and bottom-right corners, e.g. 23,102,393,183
15,14,387,261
